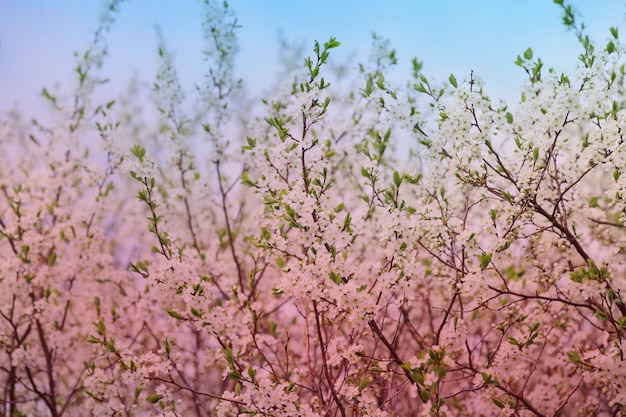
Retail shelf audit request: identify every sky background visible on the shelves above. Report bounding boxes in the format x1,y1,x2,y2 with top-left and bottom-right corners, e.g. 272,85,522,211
1,1,625,118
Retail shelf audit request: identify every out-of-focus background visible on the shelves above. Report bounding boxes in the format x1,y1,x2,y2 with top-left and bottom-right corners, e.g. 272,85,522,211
0,1,624,117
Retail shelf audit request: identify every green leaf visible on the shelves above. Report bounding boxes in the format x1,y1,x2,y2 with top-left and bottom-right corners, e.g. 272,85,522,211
393,171,402,187
358,376,371,392
489,209,497,222
241,171,257,187
343,212,352,233
595,308,608,321
228,370,242,381
607,40,616,54
146,394,162,404
130,144,146,162
94,318,106,336
167,309,184,320
225,349,234,365
329,271,344,285
324,37,341,49
448,74,457,88
478,252,492,270
505,112,513,124
492,398,505,409
570,269,584,283
523,47,533,60
42,87,56,103
567,350,582,364
47,252,57,267
94,296,101,314
414,83,427,93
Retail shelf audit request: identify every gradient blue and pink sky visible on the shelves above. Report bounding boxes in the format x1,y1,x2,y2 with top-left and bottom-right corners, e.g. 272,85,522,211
1,1,625,116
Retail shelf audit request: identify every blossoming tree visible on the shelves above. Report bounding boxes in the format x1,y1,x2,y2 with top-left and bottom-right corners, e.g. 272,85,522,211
1,0,626,416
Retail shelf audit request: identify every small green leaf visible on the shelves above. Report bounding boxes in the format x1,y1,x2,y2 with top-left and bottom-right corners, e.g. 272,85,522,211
324,37,341,49
241,171,257,187
225,349,234,365
130,145,146,162
94,296,101,314
505,112,513,124
146,394,162,404
47,252,57,267
607,40,616,54
448,74,457,88
167,309,184,320
523,47,533,60
358,376,371,392
489,209,497,222
478,252,492,270
570,269,584,283
228,370,242,381
492,398,505,409
42,87,56,103
567,350,582,364
393,171,402,187
595,308,608,321
329,271,344,285
414,83,427,93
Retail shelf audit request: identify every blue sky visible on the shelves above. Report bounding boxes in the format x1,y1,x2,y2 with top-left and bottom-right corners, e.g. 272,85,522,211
1,1,625,117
